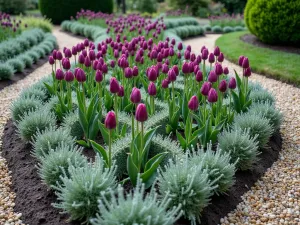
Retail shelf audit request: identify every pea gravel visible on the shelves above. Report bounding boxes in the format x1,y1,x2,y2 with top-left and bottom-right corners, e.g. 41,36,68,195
0,27,83,225
185,35,300,225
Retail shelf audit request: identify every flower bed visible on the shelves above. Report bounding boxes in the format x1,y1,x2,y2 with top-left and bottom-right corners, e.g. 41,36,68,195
6,14,283,225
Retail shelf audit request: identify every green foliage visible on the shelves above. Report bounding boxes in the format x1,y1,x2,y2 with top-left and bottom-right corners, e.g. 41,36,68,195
167,25,204,39
0,0,27,14
38,143,87,187
249,89,275,105
211,25,223,33
223,26,234,33
203,24,211,32
218,128,260,170
234,25,244,32
158,155,213,224
218,0,247,14
136,0,157,13
167,0,210,16
248,101,282,131
18,16,53,33
91,180,182,225
62,111,84,140
20,86,48,101
245,0,300,45
32,126,75,159
0,63,14,80
18,54,34,68
164,17,199,29
189,145,236,195
53,156,117,222
39,0,113,24
11,96,43,122
16,108,56,142
7,58,25,72
232,112,273,149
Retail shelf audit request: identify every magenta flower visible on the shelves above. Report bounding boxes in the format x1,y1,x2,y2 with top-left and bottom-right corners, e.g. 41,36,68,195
215,63,223,76
244,67,251,77
65,71,74,82
124,67,133,78
208,53,215,64
208,88,218,103
135,103,148,122
195,70,203,82
223,67,229,75
95,70,103,82
218,80,227,92
130,87,141,104
182,62,190,74
110,77,120,94
118,85,124,97
188,95,199,111
214,46,220,56
148,82,157,96
105,111,117,129
55,69,64,80
162,79,169,88
202,48,208,60
132,66,138,76
228,77,237,89
147,66,158,81
238,55,245,66
76,68,86,83
201,82,212,96
48,56,54,65
242,57,249,68
218,52,224,62
208,70,218,83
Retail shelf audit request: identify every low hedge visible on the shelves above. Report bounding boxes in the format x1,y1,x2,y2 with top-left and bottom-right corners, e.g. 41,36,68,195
167,25,204,39
164,17,200,29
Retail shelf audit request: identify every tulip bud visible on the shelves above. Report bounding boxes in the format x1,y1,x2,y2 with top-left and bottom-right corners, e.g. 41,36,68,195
169,47,174,56
228,77,237,89
177,52,181,59
118,85,124,97
56,51,63,60
242,57,249,69
148,82,157,96
162,63,169,74
168,68,177,82
132,66,138,76
208,88,218,103
201,82,212,96
173,65,179,76
190,53,196,62
195,70,203,82
244,67,251,77
52,50,57,60
64,48,72,58
194,65,200,74
89,50,96,61
110,60,115,68
82,49,87,57
208,53,215,64
84,39,89,47
182,62,190,74
55,69,64,80
178,42,183,50
215,63,223,76
102,63,108,73
196,55,202,64
147,66,158,81
135,103,148,122
110,77,120,94
65,71,74,82
48,56,54,65
105,111,117,129
76,68,86,82
162,79,169,88
223,67,229,75
72,46,77,55
78,54,85,64
238,55,245,66
208,70,218,83
202,48,208,60
218,80,227,92
130,87,141,104
214,46,220,56
84,56,91,67
187,45,191,52
93,60,99,70
188,96,199,111
124,67,133,78
95,70,103,82
184,50,190,60
218,52,224,62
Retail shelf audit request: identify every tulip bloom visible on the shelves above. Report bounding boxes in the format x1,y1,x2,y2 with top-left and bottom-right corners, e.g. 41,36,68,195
130,87,141,104
188,95,199,111
208,70,218,83
218,80,227,93
228,77,236,89
104,111,116,168
135,103,148,122
201,82,212,96
208,88,218,103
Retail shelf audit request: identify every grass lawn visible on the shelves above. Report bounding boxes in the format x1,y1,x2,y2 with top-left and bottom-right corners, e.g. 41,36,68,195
216,31,300,85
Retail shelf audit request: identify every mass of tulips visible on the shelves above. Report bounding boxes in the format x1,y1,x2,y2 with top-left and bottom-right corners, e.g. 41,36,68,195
0,12,27,41
46,14,252,186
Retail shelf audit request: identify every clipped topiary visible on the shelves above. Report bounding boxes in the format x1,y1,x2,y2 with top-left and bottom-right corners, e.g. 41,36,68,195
248,101,283,131
53,156,117,223
91,180,182,225
39,0,114,24
232,112,273,149
32,126,75,159
223,26,234,33
211,25,223,33
11,96,43,122
218,128,260,171
38,142,87,188
158,156,213,224
245,0,300,45
189,145,236,195
16,109,56,142
7,58,25,73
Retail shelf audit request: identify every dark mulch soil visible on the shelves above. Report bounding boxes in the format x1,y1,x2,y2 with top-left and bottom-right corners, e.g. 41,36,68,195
241,34,300,55
0,56,50,91
2,119,282,225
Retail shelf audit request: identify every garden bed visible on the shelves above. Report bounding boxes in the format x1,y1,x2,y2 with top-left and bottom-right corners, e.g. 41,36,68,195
241,34,300,55
2,118,282,225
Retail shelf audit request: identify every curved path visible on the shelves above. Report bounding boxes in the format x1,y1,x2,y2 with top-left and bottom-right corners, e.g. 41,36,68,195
0,27,84,224
185,35,300,224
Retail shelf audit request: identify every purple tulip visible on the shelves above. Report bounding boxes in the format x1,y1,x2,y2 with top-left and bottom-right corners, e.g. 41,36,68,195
228,77,237,89
55,69,64,80
201,82,212,96
147,66,158,81
65,71,74,82
196,55,202,64
184,50,190,60
89,50,96,61
202,48,208,60
178,42,183,50
102,63,108,74
64,48,72,58
182,62,190,74
52,50,57,60
110,60,115,68
188,95,199,111
244,67,251,77
162,79,169,89
173,65,179,76
124,67,133,78
223,67,229,75
168,68,177,82
48,56,54,65
76,68,86,82
132,66,139,77
105,111,117,129
242,57,249,68
215,63,223,76
78,54,85,64
130,87,141,104
56,51,63,60
162,63,169,74
135,103,148,122
93,60,98,70
118,85,124,97
208,70,218,83
218,52,224,62
95,70,103,82
218,80,227,92
110,77,120,94
238,55,245,66
214,46,220,56
72,46,77,55
207,88,218,103
208,53,215,64
195,70,203,82
148,82,157,96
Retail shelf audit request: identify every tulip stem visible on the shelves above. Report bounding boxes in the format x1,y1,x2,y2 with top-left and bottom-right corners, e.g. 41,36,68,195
132,105,135,140
108,129,112,168
114,94,118,134
172,81,175,112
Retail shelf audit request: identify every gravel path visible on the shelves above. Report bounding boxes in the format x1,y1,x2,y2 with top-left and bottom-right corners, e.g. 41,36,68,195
0,27,83,225
185,34,300,225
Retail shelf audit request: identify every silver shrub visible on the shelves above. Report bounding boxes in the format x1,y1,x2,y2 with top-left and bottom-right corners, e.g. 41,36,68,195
218,128,260,170
53,156,117,223
91,179,182,225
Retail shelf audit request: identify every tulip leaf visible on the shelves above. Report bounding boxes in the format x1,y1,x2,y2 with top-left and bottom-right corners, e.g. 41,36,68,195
176,130,186,150
90,140,108,166
127,154,139,186
98,122,110,145
77,140,89,148
43,82,56,95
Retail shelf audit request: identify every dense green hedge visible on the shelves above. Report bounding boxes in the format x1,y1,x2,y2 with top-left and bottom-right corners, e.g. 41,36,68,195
39,0,113,24
167,25,204,39
164,17,199,29
245,0,300,45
